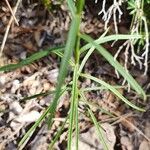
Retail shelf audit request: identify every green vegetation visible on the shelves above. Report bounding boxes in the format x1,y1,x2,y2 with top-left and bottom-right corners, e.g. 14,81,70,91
0,0,149,149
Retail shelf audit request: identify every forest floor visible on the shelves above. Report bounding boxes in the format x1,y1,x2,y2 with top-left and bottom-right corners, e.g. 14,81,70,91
0,1,150,150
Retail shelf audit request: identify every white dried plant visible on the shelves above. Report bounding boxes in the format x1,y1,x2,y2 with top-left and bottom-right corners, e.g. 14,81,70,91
96,0,149,76
96,0,126,33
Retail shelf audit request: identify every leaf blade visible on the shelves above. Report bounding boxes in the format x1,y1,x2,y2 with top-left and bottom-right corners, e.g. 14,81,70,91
81,73,145,112
0,46,64,72
79,34,146,100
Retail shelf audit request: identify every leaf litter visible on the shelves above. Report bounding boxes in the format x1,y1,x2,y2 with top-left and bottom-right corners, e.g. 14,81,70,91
0,0,150,150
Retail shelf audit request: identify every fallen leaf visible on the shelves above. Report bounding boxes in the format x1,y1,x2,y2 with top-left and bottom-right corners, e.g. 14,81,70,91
15,110,41,123
120,136,133,150
72,123,116,150
139,140,150,150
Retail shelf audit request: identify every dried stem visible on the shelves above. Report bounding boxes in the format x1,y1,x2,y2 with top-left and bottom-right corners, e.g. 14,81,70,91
0,0,21,57
5,0,19,26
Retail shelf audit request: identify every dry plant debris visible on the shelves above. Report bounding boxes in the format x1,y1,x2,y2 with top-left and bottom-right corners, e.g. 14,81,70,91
0,0,150,150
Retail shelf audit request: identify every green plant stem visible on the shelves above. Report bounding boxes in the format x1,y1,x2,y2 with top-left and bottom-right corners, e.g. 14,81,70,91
75,97,79,150
68,64,79,150
47,14,81,127
68,1,85,149
74,0,85,63
67,0,76,17
74,36,81,64
76,0,85,15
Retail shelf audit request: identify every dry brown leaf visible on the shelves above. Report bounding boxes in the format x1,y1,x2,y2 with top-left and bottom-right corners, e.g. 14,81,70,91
145,122,150,138
121,136,133,150
121,117,135,132
72,123,116,150
0,143,5,150
101,123,116,150
139,140,150,150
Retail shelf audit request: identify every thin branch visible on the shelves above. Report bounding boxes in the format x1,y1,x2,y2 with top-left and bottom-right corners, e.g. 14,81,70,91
0,0,21,57
5,0,19,26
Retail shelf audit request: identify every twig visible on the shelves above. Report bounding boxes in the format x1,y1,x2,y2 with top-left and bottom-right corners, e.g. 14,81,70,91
0,0,22,57
5,0,19,26
112,113,150,142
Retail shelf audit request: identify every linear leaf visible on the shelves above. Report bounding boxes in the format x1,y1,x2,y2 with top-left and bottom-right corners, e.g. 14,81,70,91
79,34,146,100
18,87,67,148
0,46,64,72
88,108,109,150
80,34,142,53
80,92,109,150
49,116,68,149
81,73,145,112
68,64,79,150
46,15,81,127
67,0,76,17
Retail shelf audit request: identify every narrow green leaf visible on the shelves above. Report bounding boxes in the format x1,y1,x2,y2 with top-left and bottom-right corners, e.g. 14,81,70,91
18,87,67,148
81,85,126,92
53,51,75,66
88,108,109,150
80,34,142,53
78,45,94,74
81,73,145,112
46,15,81,127
75,98,79,150
80,92,109,150
67,0,76,17
20,91,54,102
76,0,85,15
79,34,146,100
0,46,64,72
49,116,68,149
20,85,71,102
79,91,115,118
68,64,79,150
79,28,109,74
